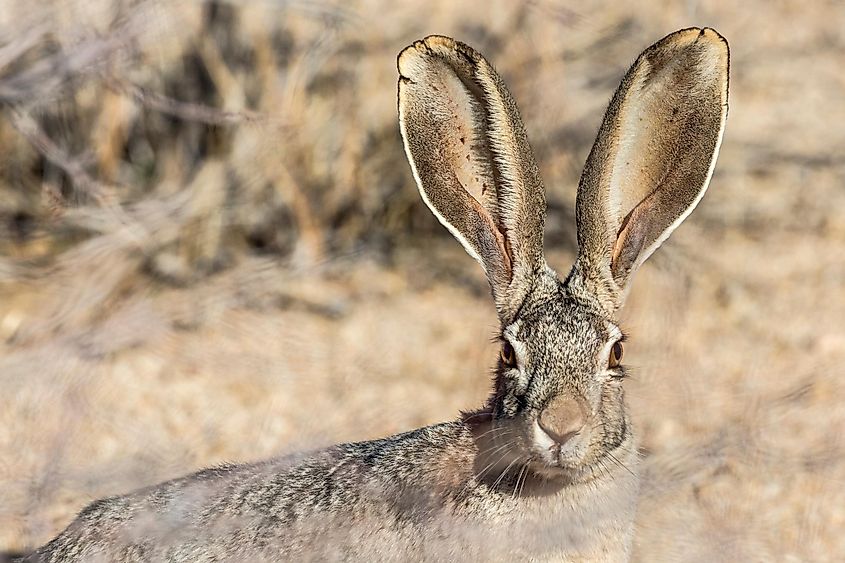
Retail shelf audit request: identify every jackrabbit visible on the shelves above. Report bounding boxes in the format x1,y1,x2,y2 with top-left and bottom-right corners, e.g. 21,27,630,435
24,27,729,562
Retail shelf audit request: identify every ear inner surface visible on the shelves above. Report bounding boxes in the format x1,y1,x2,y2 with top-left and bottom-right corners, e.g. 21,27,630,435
398,39,512,292
611,202,648,281
398,35,547,317
471,60,547,284
576,27,729,307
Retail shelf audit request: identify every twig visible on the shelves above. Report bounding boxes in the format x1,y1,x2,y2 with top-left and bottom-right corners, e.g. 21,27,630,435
8,109,109,204
0,32,130,107
107,78,266,126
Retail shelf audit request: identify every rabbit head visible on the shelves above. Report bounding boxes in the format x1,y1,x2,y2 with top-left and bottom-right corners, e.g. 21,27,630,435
398,29,729,485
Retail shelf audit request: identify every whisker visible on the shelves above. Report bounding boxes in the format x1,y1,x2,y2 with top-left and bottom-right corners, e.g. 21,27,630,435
599,459,612,479
462,412,493,423
607,451,637,478
464,443,518,498
492,455,524,491
474,441,514,461
513,459,530,500
472,426,513,441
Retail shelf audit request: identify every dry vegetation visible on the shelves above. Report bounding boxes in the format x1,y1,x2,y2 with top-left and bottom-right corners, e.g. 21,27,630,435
1,0,844,560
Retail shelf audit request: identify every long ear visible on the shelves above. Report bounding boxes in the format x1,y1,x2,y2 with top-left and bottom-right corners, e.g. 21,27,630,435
575,27,729,310
397,36,546,320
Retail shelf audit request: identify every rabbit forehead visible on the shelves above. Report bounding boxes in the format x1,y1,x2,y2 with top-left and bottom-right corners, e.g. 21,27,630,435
508,284,614,387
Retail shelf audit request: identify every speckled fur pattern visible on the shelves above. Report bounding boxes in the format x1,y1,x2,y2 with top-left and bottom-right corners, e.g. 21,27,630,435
25,422,638,562
25,28,729,562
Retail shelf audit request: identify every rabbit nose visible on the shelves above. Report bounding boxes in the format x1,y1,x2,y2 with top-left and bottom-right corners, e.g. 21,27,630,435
538,395,587,445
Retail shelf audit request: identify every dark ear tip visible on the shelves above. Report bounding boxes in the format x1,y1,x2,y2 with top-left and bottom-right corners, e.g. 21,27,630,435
696,28,730,60
397,35,483,77
700,27,729,45
397,36,455,65
397,41,426,75
420,35,459,49
650,27,729,55
638,27,729,83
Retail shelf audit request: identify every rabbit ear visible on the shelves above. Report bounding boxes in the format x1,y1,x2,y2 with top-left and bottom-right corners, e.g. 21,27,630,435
398,36,546,320
575,28,729,310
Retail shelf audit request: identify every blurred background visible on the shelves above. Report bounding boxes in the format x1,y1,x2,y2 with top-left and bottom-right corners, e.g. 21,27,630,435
1,0,843,560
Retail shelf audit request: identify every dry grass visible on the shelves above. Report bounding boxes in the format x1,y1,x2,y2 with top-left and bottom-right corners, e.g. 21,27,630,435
1,0,844,560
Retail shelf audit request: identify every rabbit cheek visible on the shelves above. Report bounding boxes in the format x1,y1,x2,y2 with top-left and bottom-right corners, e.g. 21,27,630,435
598,385,629,451
495,366,530,418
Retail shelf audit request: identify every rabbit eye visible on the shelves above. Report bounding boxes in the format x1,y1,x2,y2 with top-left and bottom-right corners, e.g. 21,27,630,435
609,341,624,368
500,341,516,368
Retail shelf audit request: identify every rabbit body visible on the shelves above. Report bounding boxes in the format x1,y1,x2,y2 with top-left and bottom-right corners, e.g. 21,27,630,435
31,418,637,562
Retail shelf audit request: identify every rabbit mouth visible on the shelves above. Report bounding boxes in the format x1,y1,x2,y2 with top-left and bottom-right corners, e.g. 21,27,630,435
525,448,636,488
528,419,634,483
470,415,634,491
